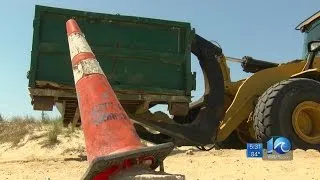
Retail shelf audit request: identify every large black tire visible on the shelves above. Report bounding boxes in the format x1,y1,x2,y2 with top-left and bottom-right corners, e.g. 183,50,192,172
253,78,320,150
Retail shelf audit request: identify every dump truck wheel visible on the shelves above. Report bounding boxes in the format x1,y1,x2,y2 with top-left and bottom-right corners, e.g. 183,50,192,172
253,78,320,150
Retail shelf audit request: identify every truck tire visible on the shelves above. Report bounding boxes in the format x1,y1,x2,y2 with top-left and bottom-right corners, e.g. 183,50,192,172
253,78,320,150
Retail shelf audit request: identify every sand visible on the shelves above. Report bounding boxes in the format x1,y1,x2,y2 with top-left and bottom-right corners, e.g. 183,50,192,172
0,129,319,180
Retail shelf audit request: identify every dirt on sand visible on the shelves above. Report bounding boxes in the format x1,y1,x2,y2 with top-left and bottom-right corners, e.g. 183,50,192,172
0,129,319,180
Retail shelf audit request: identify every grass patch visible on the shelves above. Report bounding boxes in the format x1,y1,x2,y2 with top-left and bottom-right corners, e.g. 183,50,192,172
41,118,63,148
0,115,81,148
41,118,51,125
62,145,85,155
0,116,40,146
64,125,76,138
47,122,61,143
40,111,51,124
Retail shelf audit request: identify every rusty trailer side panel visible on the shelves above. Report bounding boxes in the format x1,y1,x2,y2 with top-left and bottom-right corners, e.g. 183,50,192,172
28,5,196,124
29,5,196,96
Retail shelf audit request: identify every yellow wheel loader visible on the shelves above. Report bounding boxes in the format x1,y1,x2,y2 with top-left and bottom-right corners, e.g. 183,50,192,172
132,11,320,151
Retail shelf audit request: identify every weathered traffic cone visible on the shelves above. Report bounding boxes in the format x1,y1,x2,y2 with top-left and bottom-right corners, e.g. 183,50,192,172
66,19,175,180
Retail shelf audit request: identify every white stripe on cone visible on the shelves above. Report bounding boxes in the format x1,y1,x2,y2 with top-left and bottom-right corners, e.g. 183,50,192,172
68,33,93,60
72,58,105,83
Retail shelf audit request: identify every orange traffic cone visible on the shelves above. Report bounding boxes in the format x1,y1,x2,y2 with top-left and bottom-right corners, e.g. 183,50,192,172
66,19,174,180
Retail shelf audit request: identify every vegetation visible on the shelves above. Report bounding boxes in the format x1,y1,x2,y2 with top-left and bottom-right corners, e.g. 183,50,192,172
0,116,40,146
65,125,76,138
41,111,50,124
0,115,79,147
62,145,85,155
44,118,62,147
0,113,4,121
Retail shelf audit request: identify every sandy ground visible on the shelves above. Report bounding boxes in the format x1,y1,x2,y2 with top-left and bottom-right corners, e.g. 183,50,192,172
0,130,320,180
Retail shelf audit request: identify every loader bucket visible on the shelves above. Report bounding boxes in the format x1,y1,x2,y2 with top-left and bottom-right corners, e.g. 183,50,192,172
133,34,225,146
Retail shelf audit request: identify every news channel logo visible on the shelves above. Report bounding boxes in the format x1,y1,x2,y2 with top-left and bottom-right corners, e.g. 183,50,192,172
263,136,293,160
246,136,293,160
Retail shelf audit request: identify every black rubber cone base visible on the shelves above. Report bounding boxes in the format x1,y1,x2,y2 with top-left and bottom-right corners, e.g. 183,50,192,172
81,142,174,180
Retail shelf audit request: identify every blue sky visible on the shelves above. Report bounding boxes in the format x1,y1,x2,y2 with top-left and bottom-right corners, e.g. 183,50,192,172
0,0,319,119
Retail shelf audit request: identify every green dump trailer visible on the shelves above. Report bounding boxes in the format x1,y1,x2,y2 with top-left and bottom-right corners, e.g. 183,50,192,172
28,5,197,127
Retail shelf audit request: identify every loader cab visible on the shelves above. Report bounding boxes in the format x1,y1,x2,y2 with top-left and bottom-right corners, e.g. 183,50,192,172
308,41,320,53
296,11,320,58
